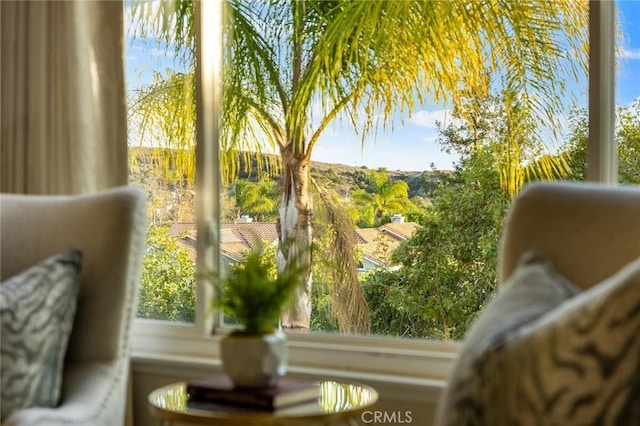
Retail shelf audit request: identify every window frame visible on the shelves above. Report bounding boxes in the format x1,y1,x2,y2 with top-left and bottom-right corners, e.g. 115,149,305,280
131,0,618,385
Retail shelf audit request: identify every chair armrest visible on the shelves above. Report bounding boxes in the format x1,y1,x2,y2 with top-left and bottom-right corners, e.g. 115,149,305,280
2,361,128,426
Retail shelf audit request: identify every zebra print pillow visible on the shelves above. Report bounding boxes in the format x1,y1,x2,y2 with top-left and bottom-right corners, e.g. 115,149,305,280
436,251,580,425
438,255,640,426
0,249,83,421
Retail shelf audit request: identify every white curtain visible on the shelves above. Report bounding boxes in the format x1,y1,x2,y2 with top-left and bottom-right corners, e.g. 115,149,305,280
1,0,128,194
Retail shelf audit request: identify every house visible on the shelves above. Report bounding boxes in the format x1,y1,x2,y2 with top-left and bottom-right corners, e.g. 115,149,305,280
169,216,419,273
355,220,419,271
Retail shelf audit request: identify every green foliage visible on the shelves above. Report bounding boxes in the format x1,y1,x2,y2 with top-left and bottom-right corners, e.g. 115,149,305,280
128,69,197,224
361,95,640,341
563,102,640,184
563,108,589,182
444,90,572,195
363,147,511,340
137,225,195,322
351,168,418,227
311,182,371,334
232,178,279,221
407,196,429,223
128,70,196,186
212,246,301,335
309,229,341,333
618,101,640,184
359,90,568,338
361,269,423,338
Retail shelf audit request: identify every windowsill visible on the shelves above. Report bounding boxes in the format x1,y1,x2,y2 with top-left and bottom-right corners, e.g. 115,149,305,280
130,321,456,404
131,349,447,404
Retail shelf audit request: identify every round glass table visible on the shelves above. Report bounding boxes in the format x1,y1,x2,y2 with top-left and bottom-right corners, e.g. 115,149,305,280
148,379,379,425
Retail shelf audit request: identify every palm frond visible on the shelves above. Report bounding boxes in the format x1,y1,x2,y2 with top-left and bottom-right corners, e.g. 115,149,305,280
312,178,370,334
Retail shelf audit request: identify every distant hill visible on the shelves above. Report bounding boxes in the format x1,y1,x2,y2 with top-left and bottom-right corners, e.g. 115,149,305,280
235,152,447,199
129,148,451,214
129,147,451,223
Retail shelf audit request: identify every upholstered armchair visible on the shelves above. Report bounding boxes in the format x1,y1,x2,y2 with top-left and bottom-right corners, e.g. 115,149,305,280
0,186,146,426
498,181,640,292
437,181,640,425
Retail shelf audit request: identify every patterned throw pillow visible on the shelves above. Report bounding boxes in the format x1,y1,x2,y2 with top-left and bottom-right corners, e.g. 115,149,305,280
437,254,640,426
436,250,581,426
0,249,83,421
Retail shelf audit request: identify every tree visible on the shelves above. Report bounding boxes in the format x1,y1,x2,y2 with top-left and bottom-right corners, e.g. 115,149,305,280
362,88,588,339
131,0,588,332
232,178,279,221
564,101,640,184
617,100,640,184
363,111,514,339
128,70,197,224
137,225,196,322
351,168,414,227
128,70,196,187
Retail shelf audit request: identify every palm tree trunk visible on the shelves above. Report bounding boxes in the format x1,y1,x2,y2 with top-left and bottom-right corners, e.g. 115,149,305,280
278,144,313,331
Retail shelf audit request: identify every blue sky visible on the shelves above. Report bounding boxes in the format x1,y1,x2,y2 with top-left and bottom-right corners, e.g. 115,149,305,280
125,1,640,172
617,0,640,107
312,1,640,171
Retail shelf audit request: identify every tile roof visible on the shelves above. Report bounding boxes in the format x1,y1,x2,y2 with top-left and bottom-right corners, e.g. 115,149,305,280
220,222,279,249
168,221,419,267
169,222,278,263
354,223,419,268
378,222,420,240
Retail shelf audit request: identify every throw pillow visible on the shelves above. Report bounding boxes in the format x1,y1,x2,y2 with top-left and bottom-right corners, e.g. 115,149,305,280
437,254,640,426
0,248,83,421
436,250,581,426
485,256,640,425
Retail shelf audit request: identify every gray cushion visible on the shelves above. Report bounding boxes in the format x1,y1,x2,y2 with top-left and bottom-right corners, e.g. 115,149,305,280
437,254,640,426
0,249,83,421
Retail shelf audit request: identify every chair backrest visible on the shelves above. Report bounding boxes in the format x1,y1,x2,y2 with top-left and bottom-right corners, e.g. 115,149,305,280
499,181,640,290
0,186,147,363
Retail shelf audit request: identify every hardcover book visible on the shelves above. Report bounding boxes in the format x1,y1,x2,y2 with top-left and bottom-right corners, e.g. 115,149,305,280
186,375,320,411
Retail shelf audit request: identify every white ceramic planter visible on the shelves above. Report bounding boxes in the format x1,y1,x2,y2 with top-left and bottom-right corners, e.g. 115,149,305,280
220,332,288,388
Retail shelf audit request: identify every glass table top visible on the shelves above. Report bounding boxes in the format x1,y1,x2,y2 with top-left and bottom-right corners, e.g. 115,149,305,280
148,379,379,425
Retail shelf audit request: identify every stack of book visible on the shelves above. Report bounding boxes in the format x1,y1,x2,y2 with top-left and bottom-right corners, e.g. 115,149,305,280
186,374,320,412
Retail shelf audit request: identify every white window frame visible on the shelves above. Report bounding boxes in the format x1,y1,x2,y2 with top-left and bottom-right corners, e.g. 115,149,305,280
131,0,618,388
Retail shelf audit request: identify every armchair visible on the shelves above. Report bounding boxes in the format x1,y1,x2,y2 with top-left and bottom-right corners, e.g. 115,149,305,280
436,181,640,425
499,181,640,291
0,186,146,426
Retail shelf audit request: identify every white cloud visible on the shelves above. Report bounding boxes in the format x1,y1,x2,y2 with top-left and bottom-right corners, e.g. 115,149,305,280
408,109,457,129
149,48,175,58
618,48,640,60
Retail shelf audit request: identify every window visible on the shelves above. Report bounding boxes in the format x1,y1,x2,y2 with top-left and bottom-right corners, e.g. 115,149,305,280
126,2,198,324
127,0,637,382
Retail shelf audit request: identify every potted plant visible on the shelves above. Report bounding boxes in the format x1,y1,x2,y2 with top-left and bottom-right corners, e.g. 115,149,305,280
211,245,301,388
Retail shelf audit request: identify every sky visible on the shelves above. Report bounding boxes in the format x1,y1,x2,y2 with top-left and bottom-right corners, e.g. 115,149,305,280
125,1,640,172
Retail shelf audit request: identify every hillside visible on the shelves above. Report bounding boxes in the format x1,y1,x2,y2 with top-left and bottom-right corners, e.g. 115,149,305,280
233,152,446,199
309,160,441,199
129,148,452,224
